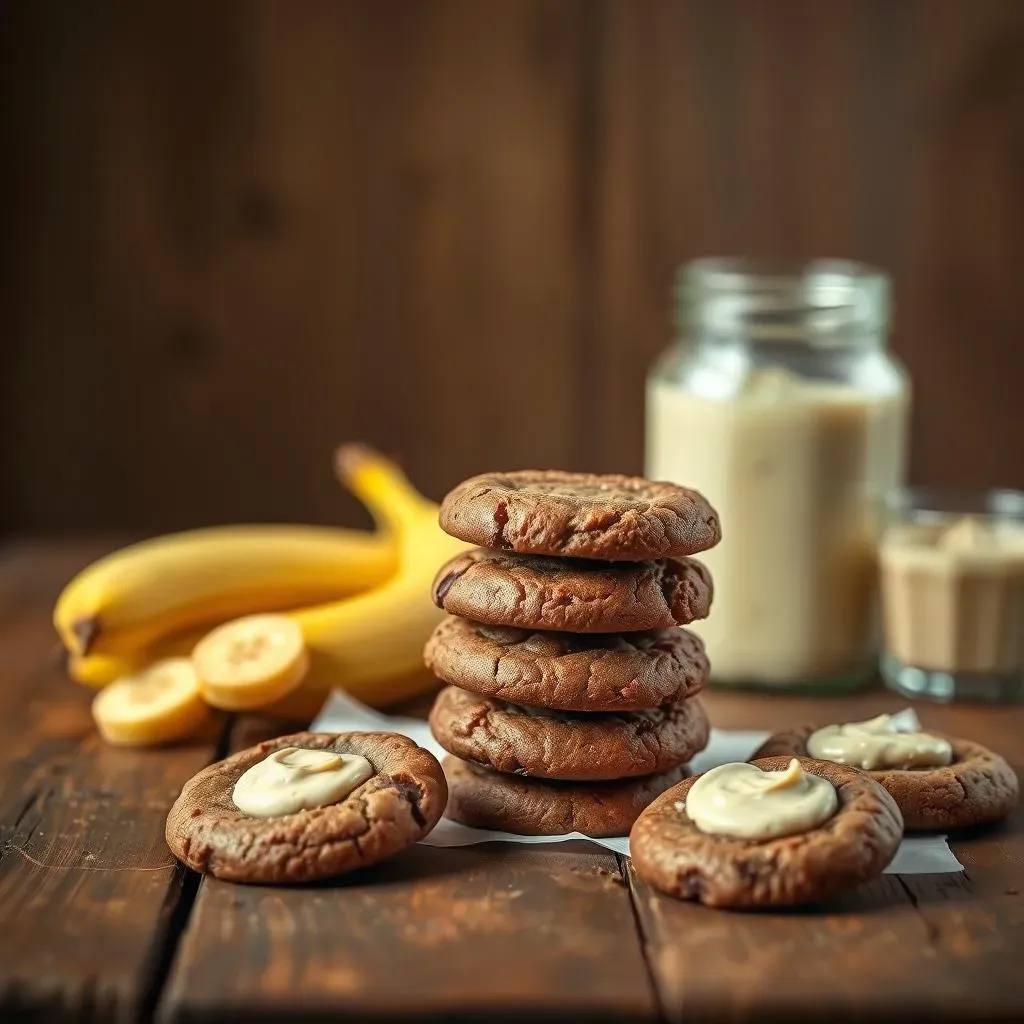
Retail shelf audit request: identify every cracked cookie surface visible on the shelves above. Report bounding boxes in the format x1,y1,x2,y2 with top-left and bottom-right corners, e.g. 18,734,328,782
439,470,720,561
431,549,713,633
754,727,1019,831
424,616,708,711
165,731,447,884
630,756,903,908
443,754,688,837
429,685,709,780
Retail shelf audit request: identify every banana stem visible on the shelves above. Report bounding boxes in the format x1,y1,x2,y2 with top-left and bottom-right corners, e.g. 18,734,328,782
334,444,436,530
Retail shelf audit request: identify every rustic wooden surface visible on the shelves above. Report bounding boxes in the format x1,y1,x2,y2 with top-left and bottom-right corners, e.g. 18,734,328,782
1,542,1022,1023
0,542,229,1022
631,691,1024,1023
4,0,1024,535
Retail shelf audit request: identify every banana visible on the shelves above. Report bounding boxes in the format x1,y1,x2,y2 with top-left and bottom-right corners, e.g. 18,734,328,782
68,627,209,688
67,445,469,715
279,444,471,708
70,651,139,689
92,657,211,746
55,523,397,659
193,614,308,710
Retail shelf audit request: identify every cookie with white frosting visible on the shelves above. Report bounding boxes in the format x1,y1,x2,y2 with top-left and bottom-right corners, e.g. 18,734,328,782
755,715,1019,831
165,731,447,884
630,756,903,909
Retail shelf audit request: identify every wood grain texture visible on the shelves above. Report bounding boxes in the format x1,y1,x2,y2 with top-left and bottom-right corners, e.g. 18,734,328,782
0,544,1021,1021
629,867,935,1024
0,542,226,1023
158,714,658,1023
161,844,656,1024
0,0,591,532
3,0,1024,533
635,686,1024,1023
592,0,1024,484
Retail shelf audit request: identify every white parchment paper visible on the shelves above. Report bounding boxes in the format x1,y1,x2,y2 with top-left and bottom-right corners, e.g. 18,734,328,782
311,692,962,873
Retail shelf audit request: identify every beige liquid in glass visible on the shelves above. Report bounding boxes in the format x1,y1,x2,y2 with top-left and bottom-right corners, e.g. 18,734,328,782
646,368,909,686
880,517,1024,674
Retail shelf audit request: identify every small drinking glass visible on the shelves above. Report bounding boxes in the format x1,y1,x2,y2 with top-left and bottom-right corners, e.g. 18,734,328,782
879,488,1024,703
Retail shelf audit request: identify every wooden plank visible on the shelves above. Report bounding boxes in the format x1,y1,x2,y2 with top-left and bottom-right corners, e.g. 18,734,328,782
5,0,1024,533
591,0,1024,488
0,542,228,1023
629,866,938,1023
634,687,1024,1023
162,843,656,1023
159,717,658,1023
894,811,1024,1020
172,689,1024,1022
1,0,593,533
2,542,1023,1020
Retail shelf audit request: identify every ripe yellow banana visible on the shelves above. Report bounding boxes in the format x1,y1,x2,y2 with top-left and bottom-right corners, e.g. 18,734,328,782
66,445,469,715
54,523,398,660
193,614,309,711
277,444,471,708
92,657,212,747
67,626,209,688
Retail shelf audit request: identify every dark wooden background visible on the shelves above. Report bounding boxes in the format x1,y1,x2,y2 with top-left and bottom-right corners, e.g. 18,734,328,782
3,0,1024,534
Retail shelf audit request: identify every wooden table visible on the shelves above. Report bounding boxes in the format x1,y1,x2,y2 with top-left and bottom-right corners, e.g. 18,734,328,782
1,541,1021,1023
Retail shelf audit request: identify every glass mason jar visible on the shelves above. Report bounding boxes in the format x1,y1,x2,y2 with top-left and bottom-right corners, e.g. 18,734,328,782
645,259,911,690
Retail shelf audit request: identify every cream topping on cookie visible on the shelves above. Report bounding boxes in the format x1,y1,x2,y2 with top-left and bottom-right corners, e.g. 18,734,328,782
684,759,838,840
232,746,374,817
806,713,953,770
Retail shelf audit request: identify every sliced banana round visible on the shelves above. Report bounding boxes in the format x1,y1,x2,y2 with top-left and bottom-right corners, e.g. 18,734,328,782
192,614,308,711
92,657,210,746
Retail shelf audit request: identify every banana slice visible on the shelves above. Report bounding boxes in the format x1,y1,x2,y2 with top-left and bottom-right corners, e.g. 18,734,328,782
193,614,308,710
92,657,210,746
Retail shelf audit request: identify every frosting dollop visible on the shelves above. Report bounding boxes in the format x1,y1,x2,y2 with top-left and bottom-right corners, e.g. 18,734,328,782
807,714,952,770
684,758,838,840
232,746,374,818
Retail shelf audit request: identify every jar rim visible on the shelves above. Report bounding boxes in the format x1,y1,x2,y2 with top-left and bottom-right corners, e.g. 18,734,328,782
680,256,887,288
675,257,891,343
883,487,1024,521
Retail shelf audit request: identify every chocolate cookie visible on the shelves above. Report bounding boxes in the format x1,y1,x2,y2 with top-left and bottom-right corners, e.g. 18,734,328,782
424,617,708,711
432,549,713,633
429,685,709,780
630,756,903,909
439,470,720,561
754,726,1019,831
443,755,688,837
165,732,447,884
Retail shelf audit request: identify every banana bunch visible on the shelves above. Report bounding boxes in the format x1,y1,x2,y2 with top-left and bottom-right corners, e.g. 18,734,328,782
56,522,397,660
56,445,470,745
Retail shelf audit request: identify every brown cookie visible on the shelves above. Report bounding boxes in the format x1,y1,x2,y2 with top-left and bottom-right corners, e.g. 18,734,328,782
754,726,1019,831
443,755,688,837
165,731,447,884
630,756,903,909
429,685,709,780
424,616,708,711
439,470,720,561
431,549,713,633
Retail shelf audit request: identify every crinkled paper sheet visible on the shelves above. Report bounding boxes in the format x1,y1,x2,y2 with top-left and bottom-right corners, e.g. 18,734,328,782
312,693,962,873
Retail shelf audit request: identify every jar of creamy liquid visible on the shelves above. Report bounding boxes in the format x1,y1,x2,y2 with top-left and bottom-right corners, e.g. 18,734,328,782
645,259,910,690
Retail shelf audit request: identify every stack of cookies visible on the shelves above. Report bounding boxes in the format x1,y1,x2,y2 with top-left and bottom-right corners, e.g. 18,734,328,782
424,471,721,837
